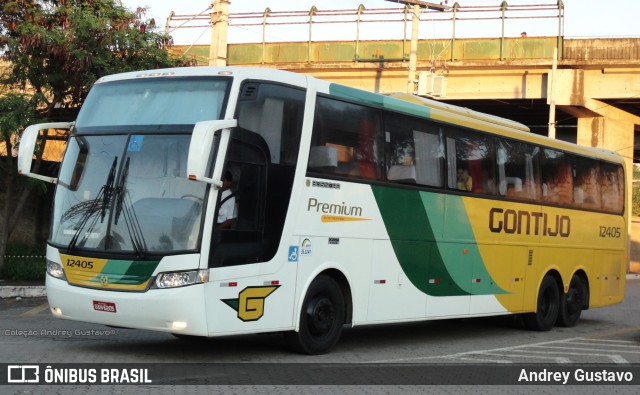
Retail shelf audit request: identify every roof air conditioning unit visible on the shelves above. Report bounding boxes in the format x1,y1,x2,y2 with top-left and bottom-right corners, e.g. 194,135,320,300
417,71,434,96
432,75,447,98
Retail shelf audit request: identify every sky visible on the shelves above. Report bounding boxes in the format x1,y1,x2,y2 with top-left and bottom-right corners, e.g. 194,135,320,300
120,0,640,46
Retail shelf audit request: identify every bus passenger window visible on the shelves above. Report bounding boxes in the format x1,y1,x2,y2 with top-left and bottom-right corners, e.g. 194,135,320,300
446,129,493,194
573,156,601,209
496,140,540,200
384,113,443,187
601,163,624,213
307,96,382,180
541,149,572,205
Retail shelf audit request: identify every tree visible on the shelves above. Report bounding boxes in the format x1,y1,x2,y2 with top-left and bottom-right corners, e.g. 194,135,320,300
0,0,194,272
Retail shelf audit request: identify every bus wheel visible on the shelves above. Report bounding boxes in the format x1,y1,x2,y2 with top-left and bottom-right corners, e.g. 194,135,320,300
523,275,559,331
556,275,586,327
284,275,345,355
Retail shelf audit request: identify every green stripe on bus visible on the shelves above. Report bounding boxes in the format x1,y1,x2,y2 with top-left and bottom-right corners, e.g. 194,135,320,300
329,84,431,119
420,194,506,295
372,186,466,296
95,259,158,285
373,186,506,296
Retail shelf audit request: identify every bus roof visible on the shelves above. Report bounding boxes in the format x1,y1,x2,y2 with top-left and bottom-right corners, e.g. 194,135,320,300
389,92,531,133
94,66,309,87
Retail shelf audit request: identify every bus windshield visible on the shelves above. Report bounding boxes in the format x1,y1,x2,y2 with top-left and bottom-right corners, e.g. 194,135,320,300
51,133,209,256
50,76,232,256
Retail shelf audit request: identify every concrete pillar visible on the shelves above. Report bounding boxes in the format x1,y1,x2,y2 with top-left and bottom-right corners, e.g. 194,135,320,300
576,117,605,148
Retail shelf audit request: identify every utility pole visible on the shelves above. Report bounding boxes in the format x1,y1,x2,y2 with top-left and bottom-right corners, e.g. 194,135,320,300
408,4,420,93
209,0,230,66
384,1,449,94
548,47,558,139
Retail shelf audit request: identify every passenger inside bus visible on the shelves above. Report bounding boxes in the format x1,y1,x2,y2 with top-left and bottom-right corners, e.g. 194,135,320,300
456,168,472,191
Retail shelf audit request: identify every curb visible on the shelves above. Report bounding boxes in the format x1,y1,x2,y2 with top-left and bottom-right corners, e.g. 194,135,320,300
0,274,639,299
0,285,46,298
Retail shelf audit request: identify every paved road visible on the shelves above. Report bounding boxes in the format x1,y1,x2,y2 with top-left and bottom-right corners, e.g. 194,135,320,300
1,278,639,394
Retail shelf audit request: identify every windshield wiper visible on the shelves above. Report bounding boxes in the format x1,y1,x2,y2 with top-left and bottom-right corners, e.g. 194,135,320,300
101,157,118,221
114,157,129,225
67,156,118,252
113,157,148,258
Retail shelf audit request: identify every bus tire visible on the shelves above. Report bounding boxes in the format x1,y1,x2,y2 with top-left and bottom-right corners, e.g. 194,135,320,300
284,275,345,355
523,275,559,331
556,274,586,327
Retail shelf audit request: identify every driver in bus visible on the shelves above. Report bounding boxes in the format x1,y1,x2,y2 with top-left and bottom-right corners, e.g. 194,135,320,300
217,170,237,229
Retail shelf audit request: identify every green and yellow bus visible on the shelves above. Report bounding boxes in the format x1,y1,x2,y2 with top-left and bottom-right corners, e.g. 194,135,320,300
18,67,628,354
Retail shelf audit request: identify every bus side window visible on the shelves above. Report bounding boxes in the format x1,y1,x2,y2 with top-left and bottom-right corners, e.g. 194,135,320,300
307,96,382,180
384,112,443,187
541,149,573,205
573,156,601,209
601,162,624,213
446,128,494,194
496,139,540,200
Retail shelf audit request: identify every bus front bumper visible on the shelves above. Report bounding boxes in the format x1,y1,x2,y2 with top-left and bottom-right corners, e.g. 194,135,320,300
46,276,208,336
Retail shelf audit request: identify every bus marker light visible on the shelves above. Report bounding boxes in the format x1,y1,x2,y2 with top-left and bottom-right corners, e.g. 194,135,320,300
429,279,439,284
264,280,280,286
51,307,62,316
221,282,238,287
171,321,187,331
374,280,386,284
472,278,481,283
463,248,469,254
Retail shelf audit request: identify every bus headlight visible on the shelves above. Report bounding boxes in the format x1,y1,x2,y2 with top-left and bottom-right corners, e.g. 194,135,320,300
153,269,208,289
46,260,67,280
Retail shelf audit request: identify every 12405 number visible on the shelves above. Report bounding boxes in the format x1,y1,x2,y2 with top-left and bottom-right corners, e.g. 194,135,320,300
599,226,621,238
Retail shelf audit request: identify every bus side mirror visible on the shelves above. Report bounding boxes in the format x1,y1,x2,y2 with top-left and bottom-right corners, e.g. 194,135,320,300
187,119,237,187
18,122,72,184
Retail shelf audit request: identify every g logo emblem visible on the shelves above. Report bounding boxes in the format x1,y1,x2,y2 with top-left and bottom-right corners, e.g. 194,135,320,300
222,286,280,322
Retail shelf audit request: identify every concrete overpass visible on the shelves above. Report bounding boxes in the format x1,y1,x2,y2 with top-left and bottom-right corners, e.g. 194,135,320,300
176,37,640,169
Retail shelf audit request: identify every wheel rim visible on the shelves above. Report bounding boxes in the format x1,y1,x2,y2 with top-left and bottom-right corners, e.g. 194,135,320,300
306,295,336,337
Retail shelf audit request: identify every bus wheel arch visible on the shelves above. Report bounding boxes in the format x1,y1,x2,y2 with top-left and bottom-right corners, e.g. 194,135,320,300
284,270,352,354
523,271,562,331
557,270,589,327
